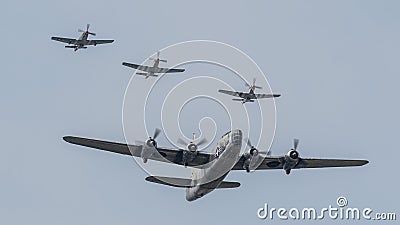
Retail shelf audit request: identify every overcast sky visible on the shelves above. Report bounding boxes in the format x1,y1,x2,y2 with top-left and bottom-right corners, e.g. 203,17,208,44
1,1,399,224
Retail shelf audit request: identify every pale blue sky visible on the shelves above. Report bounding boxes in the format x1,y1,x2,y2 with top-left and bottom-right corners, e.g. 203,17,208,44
1,1,399,224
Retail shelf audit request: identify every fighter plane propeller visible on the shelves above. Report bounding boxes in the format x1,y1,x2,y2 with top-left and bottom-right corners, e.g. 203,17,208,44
149,51,167,63
245,78,262,92
78,24,96,36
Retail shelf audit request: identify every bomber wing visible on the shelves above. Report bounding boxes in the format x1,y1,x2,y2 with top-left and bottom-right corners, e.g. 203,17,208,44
63,136,213,167
232,155,368,170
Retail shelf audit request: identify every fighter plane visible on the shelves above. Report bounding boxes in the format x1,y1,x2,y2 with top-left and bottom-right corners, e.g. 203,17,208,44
63,129,368,201
51,24,114,51
219,78,281,104
122,51,185,79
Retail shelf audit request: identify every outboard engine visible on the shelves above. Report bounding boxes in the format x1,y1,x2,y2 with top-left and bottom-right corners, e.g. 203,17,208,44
140,128,161,163
282,139,300,175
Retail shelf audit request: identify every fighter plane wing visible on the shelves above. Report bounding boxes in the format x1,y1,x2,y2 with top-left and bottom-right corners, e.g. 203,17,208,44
255,93,281,98
63,136,213,166
232,156,368,170
155,67,185,73
218,89,242,97
122,63,185,73
122,62,151,71
86,39,114,46
51,37,77,44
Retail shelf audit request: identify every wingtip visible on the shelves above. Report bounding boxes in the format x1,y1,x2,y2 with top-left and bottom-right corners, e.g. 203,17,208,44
361,160,369,166
63,136,74,143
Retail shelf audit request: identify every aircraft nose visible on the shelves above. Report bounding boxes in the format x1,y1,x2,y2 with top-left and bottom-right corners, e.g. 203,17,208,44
231,129,242,145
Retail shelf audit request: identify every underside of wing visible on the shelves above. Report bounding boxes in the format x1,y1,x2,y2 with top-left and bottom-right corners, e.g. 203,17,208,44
157,68,185,73
218,89,241,97
295,158,369,169
232,155,368,170
63,136,213,167
51,37,77,44
87,39,114,46
122,62,151,72
255,93,281,98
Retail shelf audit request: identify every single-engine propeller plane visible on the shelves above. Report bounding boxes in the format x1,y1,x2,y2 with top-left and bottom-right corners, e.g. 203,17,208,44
219,78,281,104
51,24,114,51
122,51,185,79
63,130,368,201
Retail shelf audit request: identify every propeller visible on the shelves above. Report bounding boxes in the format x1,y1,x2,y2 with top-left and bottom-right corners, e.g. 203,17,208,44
78,24,96,36
135,128,161,147
245,138,271,156
151,128,161,139
293,138,299,150
150,51,167,63
245,78,262,91
177,133,207,151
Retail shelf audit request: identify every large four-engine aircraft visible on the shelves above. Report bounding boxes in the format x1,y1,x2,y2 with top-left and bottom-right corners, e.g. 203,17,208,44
219,78,281,104
122,51,185,79
63,130,368,201
51,24,114,51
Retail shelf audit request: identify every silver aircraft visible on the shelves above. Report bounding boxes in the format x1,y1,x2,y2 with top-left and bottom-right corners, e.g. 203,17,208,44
219,78,281,104
63,130,368,201
122,51,185,79
51,24,114,51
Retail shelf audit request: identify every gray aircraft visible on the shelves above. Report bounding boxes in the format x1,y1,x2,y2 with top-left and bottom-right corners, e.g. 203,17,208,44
63,129,368,201
51,24,114,51
122,51,185,79
219,78,281,104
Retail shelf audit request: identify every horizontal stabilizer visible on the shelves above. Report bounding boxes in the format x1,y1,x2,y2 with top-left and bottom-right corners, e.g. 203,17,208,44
145,176,240,189
145,176,193,188
216,181,240,189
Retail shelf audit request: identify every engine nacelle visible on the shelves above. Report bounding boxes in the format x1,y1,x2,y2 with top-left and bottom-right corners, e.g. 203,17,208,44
182,150,198,167
187,143,198,152
283,150,300,175
145,138,157,148
243,147,263,173
141,138,158,163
